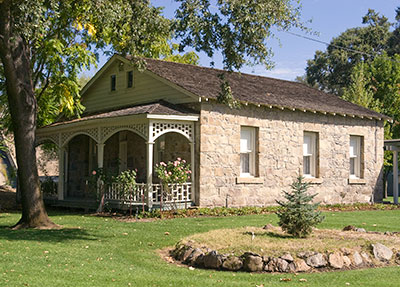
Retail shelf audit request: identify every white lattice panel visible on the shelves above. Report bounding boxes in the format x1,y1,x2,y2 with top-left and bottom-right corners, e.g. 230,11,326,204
60,128,99,147
152,122,193,141
36,133,60,146
101,124,147,142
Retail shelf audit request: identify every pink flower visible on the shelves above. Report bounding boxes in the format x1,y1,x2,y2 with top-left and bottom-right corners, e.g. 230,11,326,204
187,170,192,174
177,157,181,161
92,170,97,175
182,159,186,163
174,161,178,167
168,171,172,175
160,162,166,166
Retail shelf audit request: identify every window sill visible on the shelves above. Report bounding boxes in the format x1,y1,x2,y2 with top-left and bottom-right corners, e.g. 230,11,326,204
303,177,323,184
236,177,263,184
348,178,367,185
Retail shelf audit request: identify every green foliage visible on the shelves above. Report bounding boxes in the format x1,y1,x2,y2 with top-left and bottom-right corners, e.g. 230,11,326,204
174,0,306,70
216,73,241,109
276,176,324,238
114,169,137,197
305,9,392,95
341,62,380,112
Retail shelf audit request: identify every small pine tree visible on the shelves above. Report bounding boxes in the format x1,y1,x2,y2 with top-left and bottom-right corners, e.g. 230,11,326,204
276,176,324,238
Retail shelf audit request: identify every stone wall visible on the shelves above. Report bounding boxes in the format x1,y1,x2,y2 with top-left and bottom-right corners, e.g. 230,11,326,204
197,101,384,207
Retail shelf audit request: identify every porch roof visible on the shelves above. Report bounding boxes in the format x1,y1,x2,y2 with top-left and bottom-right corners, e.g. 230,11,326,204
45,101,199,128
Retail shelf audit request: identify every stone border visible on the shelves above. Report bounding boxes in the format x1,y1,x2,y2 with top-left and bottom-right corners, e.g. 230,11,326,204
171,241,400,273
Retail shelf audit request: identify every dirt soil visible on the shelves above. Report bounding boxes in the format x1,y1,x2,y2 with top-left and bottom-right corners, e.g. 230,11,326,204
0,185,17,211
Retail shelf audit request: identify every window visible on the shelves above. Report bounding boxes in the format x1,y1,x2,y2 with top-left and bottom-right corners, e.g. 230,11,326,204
127,71,133,88
303,132,318,178
110,74,116,91
350,135,363,178
240,127,257,176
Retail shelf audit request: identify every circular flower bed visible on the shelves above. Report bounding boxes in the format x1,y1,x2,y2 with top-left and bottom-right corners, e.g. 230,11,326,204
170,225,400,273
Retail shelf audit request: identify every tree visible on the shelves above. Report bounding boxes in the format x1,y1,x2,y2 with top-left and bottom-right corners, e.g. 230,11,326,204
276,176,324,238
0,0,306,228
341,62,380,112
305,9,392,95
342,53,400,139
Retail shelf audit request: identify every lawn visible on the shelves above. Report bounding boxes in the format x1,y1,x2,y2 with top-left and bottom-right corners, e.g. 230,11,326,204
1,209,400,287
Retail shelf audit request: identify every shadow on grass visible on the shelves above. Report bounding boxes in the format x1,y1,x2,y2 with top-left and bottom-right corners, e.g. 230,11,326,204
0,225,99,242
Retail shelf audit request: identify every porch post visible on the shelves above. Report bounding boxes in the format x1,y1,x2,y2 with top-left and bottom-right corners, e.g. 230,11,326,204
97,143,105,168
146,141,154,209
394,150,398,205
57,147,65,200
190,141,195,204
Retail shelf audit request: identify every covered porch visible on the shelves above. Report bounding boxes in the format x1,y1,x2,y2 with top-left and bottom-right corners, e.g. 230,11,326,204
36,102,198,210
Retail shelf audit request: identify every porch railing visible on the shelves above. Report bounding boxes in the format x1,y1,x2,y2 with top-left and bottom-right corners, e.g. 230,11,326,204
103,182,192,206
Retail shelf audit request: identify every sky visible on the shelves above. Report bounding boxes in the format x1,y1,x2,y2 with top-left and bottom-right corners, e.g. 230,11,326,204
88,0,400,82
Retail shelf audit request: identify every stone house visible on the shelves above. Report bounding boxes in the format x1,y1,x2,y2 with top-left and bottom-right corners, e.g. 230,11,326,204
36,55,388,209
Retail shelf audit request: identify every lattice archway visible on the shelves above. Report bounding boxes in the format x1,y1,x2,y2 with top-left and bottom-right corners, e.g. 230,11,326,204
151,121,194,143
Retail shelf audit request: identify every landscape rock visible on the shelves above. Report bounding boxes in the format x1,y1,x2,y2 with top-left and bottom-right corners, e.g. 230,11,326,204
265,258,289,272
306,253,327,268
297,251,316,259
280,253,294,262
355,228,366,233
372,243,393,262
222,255,243,271
342,256,351,267
289,258,311,272
328,252,344,269
185,248,203,265
361,252,372,264
342,225,356,231
194,254,205,267
340,248,353,255
182,247,195,262
203,251,223,269
263,224,275,230
242,253,264,272
351,251,363,266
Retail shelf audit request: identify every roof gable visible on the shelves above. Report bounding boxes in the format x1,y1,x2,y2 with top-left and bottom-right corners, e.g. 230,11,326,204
80,55,198,115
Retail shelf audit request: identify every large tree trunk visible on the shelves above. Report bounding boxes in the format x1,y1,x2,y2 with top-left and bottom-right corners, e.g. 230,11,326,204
0,1,58,229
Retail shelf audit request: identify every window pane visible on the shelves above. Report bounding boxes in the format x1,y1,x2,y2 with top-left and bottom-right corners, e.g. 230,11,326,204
303,135,311,155
241,153,250,174
240,129,252,152
350,158,355,175
303,156,311,175
350,137,358,157
111,75,116,91
127,71,133,88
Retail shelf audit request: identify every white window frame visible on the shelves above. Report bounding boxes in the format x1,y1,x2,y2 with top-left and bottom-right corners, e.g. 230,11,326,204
350,135,362,179
303,132,317,178
240,127,256,177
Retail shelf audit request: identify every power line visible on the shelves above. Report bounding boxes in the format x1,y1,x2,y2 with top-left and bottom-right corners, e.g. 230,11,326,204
284,30,400,64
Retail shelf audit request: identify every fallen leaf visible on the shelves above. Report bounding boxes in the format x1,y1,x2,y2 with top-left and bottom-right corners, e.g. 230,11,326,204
280,278,292,282
165,232,170,235
345,283,350,286
43,251,49,254
299,278,307,282
122,232,128,236
189,266,195,270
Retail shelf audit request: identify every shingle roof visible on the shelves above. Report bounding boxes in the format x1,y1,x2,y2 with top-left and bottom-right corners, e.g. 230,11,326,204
46,101,198,128
143,57,389,120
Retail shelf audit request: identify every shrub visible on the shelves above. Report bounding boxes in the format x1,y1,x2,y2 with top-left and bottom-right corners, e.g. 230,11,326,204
276,176,324,238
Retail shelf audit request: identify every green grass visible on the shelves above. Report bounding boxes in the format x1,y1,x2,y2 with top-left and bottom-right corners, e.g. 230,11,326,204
0,209,400,286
